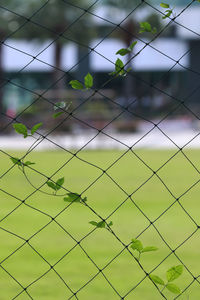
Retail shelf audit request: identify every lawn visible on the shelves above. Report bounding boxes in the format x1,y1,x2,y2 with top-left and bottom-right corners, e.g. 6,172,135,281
0,149,199,299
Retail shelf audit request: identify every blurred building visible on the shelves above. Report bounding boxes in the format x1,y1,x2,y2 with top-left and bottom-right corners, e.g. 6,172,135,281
1,0,200,125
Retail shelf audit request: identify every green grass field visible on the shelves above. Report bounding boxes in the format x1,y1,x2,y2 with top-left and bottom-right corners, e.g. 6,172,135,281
0,149,199,299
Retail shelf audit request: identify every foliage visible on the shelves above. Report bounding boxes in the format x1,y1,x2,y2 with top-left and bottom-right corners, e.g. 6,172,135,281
160,2,175,19
130,238,158,261
69,73,94,90
150,265,184,295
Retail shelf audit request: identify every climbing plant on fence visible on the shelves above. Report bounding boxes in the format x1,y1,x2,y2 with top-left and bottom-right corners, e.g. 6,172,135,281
0,0,200,299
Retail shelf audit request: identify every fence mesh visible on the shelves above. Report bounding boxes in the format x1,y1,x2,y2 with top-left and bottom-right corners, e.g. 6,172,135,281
0,0,200,299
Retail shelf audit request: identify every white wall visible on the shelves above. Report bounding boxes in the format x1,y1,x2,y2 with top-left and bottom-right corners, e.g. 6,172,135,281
2,38,189,72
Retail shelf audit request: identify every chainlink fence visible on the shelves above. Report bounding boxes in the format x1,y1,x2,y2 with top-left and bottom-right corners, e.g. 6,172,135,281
0,0,200,299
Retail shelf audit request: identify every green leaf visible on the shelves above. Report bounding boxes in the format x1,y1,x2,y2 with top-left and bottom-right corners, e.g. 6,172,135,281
116,42,137,56
115,58,124,72
46,181,57,191
139,22,157,34
116,48,130,56
97,221,106,228
160,2,170,8
64,193,82,203
69,80,84,90
54,101,66,111
141,246,158,253
84,73,93,89
166,283,181,294
55,177,64,190
23,161,35,166
162,9,173,19
139,22,152,33
10,157,22,166
149,275,165,285
13,123,28,138
130,239,143,252
31,122,43,135
166,265,183,282
129,41,138,50
108,221,113,227
53,111,64,118
126,67,132,73
89,221,98,226
89,220,106,228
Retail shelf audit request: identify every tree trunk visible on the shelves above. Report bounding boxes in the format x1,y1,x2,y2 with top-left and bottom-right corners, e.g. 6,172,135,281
53,41,65,96
76,45,90,81
122,20,136,108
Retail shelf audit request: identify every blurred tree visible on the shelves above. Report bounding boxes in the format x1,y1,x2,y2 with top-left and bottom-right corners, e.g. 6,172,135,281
0,0,26,121
0,0,95,119
101,0,140,105
15,0,94,89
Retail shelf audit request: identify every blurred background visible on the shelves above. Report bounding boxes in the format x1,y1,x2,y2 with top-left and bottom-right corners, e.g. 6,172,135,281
1,0,200,136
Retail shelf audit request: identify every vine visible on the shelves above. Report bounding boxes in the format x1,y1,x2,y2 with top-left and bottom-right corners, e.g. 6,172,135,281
9,1,193,297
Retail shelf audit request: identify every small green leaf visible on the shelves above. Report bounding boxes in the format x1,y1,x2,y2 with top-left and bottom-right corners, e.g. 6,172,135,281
89,220,106,228
129,41,137,50
54,101,66,111
116,48,130,56
10,157,22,166
162,9,173,19
139,22,152,33
89,221,98,226
130,239,143,252
84,73,93,89
116,42,137,56
13,123,28,138
31,122,43,135
108,221,113,227
46,181,57,191
97,221,106,228
166,283,181,294
115,58,124,72
56,177,64,190
53,111,64,118
160,2,170,8
69,80,84,90
126,67,132,73
139,22,157,34
23,161,35,166
64,193,82,203
149,275,165,285
141,246,158,253
166,265,183,282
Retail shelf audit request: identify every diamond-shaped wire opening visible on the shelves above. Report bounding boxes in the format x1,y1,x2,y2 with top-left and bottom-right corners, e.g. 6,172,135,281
52,243,98,292
0,266,26,299
30,220,77,265
26,267,75,299
178,181,200,224
0,203,50,239
2,242,49,288
154,201,197,249
132,174,175,220
157,150,199,198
